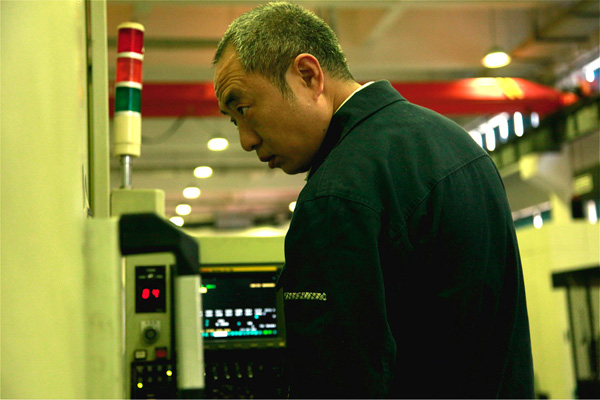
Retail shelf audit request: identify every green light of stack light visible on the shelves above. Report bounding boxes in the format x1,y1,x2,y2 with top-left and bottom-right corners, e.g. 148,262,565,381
115,86,141,113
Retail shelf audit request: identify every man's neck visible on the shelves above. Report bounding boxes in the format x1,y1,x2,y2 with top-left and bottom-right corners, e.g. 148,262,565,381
329,79,362,116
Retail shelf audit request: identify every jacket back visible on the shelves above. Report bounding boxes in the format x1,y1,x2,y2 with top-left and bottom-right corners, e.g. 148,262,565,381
282,81,534,398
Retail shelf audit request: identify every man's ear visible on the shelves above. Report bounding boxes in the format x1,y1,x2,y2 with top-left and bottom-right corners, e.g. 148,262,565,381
291,53,324,98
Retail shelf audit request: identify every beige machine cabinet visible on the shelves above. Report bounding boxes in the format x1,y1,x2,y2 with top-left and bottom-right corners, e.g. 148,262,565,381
114,193,203,398
197,235,285,265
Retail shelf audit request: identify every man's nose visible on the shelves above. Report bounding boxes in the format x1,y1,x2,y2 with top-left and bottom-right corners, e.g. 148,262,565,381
239,125,261,152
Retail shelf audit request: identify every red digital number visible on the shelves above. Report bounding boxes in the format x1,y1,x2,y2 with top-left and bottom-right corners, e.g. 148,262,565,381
142,288,150,299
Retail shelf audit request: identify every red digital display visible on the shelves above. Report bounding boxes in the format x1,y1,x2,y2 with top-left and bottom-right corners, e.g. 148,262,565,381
136,266,166,313
141,288,160,300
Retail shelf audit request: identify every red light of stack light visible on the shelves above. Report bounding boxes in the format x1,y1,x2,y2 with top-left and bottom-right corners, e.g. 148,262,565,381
117,27,144,53
116,57,143,83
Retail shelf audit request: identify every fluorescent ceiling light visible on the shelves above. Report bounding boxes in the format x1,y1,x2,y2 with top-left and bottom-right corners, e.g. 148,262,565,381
530,112,539,128
514,112,524,137
482,48,511,68
183,187,201,199
587,200,598,224
194,166,213,179
485,124,496,152
533,213,543,229
468,130,483,148
176,204,192,216
208,138,228,151
170,216,184,226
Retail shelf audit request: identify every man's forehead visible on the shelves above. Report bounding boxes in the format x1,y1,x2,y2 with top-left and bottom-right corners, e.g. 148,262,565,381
214,48,242,97
214,75,243,112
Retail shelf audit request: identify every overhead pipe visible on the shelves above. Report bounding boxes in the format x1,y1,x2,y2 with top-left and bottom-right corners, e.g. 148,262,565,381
513,0,597,54
108,78,578,118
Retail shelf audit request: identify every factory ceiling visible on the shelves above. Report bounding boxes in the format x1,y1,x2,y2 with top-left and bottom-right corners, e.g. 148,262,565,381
105,0,599,229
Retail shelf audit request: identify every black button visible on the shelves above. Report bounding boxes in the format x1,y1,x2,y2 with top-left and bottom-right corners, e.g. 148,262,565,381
144,328,157,340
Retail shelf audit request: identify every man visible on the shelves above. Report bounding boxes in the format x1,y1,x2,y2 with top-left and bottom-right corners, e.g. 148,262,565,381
213,3,534,398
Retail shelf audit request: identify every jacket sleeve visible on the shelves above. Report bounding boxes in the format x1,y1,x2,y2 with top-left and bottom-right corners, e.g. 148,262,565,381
282,195,397,399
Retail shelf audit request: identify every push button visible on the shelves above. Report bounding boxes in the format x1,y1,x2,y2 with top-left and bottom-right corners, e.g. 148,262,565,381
134,350,147,360
155,347,168,359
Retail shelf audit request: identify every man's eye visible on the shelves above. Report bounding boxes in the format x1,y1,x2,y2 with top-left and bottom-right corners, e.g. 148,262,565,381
237,106,249,117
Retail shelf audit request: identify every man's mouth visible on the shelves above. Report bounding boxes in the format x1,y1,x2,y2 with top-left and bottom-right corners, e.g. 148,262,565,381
260,155,276,169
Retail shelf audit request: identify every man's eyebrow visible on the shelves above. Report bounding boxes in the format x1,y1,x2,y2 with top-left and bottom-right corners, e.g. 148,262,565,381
223,90,242,110
218,88,243,116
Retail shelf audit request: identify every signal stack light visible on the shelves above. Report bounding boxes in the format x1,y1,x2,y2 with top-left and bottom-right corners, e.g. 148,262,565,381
114,22,145,188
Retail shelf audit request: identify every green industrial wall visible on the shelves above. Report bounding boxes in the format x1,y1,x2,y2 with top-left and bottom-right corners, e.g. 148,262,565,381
1,1,90,397
518,222,599,399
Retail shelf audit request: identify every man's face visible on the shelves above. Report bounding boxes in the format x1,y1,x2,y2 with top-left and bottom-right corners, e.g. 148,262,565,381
214,48,329,175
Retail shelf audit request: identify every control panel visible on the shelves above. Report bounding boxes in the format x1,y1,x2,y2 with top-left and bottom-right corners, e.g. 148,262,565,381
199,264,287,398
125,253,177,399
126,259,287,398
204,348,285,399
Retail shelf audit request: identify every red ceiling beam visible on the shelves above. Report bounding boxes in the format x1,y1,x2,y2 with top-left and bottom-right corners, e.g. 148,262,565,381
108,78,577,118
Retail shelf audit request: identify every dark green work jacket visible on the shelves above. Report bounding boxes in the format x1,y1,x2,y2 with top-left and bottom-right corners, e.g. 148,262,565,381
281,81,534,398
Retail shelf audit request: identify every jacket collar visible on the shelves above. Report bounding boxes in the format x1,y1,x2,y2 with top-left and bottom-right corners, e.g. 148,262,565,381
307,80,406,180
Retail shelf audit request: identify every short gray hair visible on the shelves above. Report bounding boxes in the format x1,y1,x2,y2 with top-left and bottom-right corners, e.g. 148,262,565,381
213,2,354,95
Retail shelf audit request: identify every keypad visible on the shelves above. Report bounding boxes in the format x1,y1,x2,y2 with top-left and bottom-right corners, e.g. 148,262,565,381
131,360,176,398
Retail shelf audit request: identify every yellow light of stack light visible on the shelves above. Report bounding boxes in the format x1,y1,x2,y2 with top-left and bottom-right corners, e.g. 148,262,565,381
194,166,213,179
482,49,511,69
183,187,201,199
176,204,191,216
208,138,228,151
289,201,297,212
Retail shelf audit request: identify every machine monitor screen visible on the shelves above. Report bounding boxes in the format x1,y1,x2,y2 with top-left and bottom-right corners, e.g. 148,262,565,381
199,264,284,346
